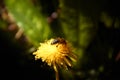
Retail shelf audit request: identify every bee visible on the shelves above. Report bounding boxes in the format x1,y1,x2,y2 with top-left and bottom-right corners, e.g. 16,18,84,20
51,39,59,45
51,37,66,45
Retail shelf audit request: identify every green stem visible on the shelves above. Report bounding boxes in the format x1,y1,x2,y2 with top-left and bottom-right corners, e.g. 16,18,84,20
55,70,59,80
54,65,59,80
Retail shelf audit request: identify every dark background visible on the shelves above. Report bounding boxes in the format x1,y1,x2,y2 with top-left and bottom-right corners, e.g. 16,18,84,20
0,0,120,80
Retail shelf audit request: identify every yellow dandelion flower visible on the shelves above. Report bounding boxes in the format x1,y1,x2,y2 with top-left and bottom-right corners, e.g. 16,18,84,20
33,37,77,80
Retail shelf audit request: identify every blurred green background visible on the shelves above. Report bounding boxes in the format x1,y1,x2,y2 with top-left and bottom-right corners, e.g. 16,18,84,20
0,0,120,80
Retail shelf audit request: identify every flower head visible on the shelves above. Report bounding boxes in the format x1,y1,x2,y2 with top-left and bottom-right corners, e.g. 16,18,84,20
33,37,77,71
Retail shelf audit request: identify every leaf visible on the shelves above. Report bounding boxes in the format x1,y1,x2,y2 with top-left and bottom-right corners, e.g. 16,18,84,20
4,0,52,46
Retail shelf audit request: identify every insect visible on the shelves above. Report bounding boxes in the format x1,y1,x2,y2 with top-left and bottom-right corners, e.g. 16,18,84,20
51,37,66,45
51,38,60,45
